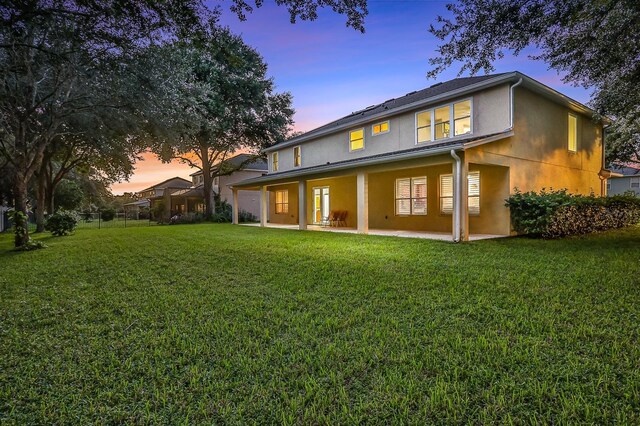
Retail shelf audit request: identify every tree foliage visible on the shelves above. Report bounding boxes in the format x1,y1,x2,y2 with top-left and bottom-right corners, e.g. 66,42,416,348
428,0,640,165
146,27,294,216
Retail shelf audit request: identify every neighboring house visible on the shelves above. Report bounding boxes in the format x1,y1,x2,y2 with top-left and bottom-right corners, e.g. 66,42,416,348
231,71,611,241
607,166,640,196
189,154,267,218
137,177,192,219
143,154,267,219
123,199,151,219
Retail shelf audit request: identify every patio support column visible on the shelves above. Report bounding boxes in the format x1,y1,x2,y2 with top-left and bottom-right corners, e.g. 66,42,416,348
260,186,268,227
231,188,239,225
357,172,369,234
460,160,470,242
298,180,307,230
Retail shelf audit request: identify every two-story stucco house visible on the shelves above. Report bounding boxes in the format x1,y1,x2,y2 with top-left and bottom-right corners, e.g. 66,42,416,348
231,72,609,241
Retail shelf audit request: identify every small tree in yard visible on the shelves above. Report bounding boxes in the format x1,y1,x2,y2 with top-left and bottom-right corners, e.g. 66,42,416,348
149,27,294,217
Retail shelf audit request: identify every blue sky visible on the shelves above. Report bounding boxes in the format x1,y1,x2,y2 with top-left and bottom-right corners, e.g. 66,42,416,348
113,1,593,193
217,1,592,132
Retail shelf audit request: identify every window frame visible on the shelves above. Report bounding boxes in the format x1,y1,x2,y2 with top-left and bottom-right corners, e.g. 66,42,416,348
371,120,390,136
631,177,640,189
349,128,365,152
272,152,279,172
395,176,427,216
568,113,578,153
293,145,301,167
415,98,473,145
275,190,289,214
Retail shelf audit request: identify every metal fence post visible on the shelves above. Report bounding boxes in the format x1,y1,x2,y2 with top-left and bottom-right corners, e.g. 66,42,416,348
124,211,127,228
98,212,101,229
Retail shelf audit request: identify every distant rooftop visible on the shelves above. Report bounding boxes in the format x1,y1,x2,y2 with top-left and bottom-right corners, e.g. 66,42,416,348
190,153,267,176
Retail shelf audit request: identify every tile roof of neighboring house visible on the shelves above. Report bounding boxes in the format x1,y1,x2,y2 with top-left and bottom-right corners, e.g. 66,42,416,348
234,130,512,188
123,200,151,207
610,165,640,177
168,187,205,198
189,153,268,176
138,177,192,193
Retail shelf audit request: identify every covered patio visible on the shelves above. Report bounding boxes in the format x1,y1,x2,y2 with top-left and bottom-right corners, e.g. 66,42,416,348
230,138,513,242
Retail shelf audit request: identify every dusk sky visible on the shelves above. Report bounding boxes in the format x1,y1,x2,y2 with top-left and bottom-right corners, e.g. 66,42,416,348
111,2,594,194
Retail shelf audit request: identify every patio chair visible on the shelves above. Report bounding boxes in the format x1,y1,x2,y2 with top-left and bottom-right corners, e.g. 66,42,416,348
328,210,340,227
337,210,347,227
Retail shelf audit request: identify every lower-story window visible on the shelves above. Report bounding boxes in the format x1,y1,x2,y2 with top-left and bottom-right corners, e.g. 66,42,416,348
275,190,289,214
395,177,427,215
440,171,481,215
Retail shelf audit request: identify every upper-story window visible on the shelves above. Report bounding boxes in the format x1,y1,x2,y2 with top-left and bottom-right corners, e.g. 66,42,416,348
293,146,301,167
349,128,364,151
416,99,472,144
454,100,471,136
372,121,389,136
568,113,577,152
272,152,279,172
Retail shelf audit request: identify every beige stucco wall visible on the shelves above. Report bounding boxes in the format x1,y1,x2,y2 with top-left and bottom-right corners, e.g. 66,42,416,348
269,84,511,174
467,163,511,235
220,170,265,217
467,87,604,196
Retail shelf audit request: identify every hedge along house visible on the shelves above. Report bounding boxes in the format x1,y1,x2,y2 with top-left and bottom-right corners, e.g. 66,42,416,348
231,72,610,242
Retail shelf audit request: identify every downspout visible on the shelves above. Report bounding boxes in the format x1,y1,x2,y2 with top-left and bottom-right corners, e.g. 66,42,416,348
509,78,523,129
450,149,462,243
599,123,611,196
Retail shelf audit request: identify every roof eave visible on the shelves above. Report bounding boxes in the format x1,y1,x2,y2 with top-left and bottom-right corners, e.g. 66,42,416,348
233,131,512,188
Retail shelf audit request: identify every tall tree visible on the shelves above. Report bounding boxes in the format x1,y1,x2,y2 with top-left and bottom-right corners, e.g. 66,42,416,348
148,28,294,216
0,0,216,246
428,0,640,165
0,0,364,247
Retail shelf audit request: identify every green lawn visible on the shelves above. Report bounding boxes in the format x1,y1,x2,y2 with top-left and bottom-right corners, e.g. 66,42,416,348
1,224,639,424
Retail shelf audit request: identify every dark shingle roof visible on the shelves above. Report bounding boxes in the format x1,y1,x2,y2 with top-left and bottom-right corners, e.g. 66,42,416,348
225,153,268,170
270,73,507,149
190,153,268,176
610,166,640,176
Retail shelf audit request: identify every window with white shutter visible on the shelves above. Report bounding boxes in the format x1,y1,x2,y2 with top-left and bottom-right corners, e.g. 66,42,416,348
440,172,480,214
440,174,453,214
468,171,480,215
395,177,427,215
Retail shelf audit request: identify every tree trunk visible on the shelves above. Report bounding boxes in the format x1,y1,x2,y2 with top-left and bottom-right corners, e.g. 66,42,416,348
201,154,214,217
13,174,30,247
35,172,46,232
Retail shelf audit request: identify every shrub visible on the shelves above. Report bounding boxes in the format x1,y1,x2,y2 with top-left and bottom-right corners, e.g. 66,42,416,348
506,189,640,238
100,208,116,222
45,210,79,236
174,212,205,224
210,200,257,223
